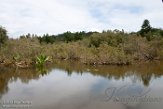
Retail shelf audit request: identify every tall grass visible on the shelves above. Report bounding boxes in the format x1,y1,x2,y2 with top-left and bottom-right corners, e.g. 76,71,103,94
0,31,163,66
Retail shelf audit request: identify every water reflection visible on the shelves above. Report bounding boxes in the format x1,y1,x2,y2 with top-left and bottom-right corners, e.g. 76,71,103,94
52,61,163,86
0,61,163,109
0,66,53,99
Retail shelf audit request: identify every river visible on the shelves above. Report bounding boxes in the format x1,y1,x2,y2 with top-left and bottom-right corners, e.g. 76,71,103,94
0,61,163,109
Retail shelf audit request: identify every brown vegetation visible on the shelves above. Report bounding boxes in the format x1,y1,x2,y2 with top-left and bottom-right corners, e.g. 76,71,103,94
0,31,163,67
1,20,163,67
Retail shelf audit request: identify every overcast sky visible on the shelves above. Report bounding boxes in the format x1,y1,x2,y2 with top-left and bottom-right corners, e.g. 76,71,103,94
0,0,163,38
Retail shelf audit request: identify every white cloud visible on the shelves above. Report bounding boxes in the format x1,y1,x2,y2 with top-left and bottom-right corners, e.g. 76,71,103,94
0,0,163,38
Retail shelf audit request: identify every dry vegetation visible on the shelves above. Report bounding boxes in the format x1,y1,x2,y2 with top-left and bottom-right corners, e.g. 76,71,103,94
0,31,163,67
0,20,163,67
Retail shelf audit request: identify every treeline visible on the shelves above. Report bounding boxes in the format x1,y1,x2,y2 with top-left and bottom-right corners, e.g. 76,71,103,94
20,31,97,44
0,19,163,66
17,19,163,44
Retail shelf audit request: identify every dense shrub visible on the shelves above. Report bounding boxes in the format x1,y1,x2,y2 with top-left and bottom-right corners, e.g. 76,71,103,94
0,26,8,48
1,19,163,66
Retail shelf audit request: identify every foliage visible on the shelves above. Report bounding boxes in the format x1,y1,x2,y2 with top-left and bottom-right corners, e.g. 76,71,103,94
88,30,127,47
0,26,8,48
36,54,49,67
140,19,152,35
13,53,20,62
37,31,96,44
139,19,163,41
1,19,163,66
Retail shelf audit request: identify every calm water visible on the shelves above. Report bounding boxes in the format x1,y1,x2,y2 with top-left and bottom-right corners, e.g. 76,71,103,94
0,61,163,109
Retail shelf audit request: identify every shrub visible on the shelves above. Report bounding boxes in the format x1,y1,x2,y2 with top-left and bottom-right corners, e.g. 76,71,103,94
0,26,8,48
36,54,49,67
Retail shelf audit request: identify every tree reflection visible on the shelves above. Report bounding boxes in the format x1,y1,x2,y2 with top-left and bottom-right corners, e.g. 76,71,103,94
0,61,163,99
52,61,163,87
141,74,152,86
36,66,49,76
0,77,8,99
0,66,51,98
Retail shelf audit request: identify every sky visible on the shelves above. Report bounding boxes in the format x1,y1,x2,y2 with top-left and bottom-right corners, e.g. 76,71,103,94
0,0,163,38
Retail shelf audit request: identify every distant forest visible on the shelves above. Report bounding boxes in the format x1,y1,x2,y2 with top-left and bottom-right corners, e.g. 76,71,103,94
18,19,163,44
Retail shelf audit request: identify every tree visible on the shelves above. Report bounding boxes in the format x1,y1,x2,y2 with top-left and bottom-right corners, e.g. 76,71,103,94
140,19,152,37
0,26,8,48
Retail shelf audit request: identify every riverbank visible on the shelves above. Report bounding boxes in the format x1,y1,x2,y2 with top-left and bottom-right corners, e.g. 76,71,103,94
0,57,162,69
1,30,163,68
1,19,163,68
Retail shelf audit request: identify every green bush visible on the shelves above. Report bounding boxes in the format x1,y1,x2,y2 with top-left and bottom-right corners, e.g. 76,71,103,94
36,54,49,67
0,26,8,48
